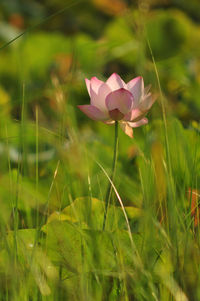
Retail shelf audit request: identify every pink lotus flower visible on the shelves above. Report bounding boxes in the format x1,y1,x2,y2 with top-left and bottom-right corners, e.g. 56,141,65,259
78,73,156,137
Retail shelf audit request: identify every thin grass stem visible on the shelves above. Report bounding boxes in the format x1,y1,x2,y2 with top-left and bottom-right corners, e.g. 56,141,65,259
35,106,39,229
102,121,119,230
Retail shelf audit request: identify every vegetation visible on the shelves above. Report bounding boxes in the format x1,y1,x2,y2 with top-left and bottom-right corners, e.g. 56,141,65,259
0,0,200,300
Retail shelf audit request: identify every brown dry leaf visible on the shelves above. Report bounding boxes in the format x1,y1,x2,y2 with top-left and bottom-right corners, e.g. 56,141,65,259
152,141,166,201
187,188,200,227
151,140,167,223
9,13,25,29
92,0,127,15
127,145,139,159
54,53,72,80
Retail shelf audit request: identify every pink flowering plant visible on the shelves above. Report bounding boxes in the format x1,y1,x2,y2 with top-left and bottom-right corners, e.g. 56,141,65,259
78,73,156,229
78,73,156,138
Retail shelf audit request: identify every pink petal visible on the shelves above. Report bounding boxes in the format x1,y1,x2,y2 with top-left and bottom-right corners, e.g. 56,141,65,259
123,108,146,122
120,122,133,138
90,77,104,94
106,73,126,91
90,83,111,112
139,94,156,111
85,78,91,96
144,84,151,94
105,88,134,115
128,118,148,128
78,105,108,121
127,76,144,107
104,120,115,125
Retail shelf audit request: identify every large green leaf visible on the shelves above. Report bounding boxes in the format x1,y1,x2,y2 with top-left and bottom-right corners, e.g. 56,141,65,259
45,197,142,231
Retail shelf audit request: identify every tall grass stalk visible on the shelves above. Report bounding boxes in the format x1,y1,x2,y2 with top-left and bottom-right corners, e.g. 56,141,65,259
35,105,39,229
102,121,119,230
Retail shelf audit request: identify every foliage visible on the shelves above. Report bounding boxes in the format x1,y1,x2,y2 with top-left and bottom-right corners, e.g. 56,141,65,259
0,0,200,300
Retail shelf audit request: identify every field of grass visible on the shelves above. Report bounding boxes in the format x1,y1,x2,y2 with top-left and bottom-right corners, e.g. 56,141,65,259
0,0,200,300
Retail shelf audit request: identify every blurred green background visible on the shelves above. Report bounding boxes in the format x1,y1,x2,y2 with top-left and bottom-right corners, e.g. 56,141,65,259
0,0,200,205
0,0,200,123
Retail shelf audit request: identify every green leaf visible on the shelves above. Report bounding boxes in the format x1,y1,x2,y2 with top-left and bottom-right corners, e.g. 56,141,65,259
45,197,141,231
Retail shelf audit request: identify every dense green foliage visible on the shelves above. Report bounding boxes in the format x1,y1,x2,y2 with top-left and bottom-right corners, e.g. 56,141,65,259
0,0,200,300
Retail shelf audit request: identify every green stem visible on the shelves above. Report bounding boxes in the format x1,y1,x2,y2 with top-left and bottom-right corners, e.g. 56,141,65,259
102,121,119,230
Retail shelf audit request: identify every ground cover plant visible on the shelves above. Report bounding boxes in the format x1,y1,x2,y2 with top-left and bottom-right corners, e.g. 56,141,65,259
0,0,200,300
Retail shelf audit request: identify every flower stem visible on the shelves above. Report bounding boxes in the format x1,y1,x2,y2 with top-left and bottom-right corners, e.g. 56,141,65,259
102,121,119,230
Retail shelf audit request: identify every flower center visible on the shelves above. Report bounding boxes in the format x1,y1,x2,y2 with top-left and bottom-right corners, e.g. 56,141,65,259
109,109,124,121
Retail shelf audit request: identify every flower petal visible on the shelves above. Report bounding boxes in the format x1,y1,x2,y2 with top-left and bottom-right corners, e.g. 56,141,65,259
91,83,111,112
85,78,91,96
128,118,148,128
127,76,144,107
106,73,126,91
123,108,146,122
105,88,134,115
139,94,157,111
78,105,108,121
120,122,133,138
90,77,104,94
144,84,151,94
104,120,115,125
